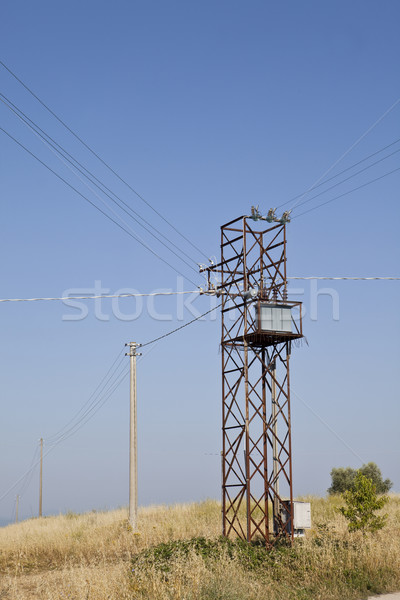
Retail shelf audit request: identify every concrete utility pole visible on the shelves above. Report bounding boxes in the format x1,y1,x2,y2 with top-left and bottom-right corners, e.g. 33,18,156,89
126,342,141,530
15,495,19,523
39,437,43,517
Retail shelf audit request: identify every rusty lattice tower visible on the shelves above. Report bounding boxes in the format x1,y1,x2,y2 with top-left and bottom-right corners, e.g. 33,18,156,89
202,209,303,544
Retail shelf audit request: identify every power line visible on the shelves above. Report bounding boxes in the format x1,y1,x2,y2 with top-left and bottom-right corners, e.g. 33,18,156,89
10,497,16,524
2,60,398,260
46,357,129,445
0,299,220,504
17,444,40,498
45,347,126,445
288,95,400,212
288,146,400,213
2,344,151,504
0,290,201,303
0,93,200,272
0,446,45,504
0,101,198,276
0,357,130,504
0,60,209,261
292,388,364,463
46,364,130,448
288,276,400,280
1,277,399,305
276,137,400,210
1,300,218,501
45,343,164,449
43,302,217,448
293,165,400,219
2,282,387,505
55,306,222,436
141,303,221,348
0,126,199,287
266,372,365,463
292,153,400,211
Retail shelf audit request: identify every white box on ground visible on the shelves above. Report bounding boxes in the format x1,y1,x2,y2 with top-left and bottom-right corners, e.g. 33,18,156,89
280,501,312,537
293,501,312,530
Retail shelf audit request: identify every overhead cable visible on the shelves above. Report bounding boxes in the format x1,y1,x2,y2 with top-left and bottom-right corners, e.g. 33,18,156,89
0,101,198,275
16,444,40,498
0,449,45,503
44,304,219,446
45,347,126,445
0,300,219,504
46,364,130,447
288,95,400,212
141,303,221,348
291,388,364,463
2,276,400,305
288,146,400,212
0,60,209,261
293,165,400,219
0,94,200,271
0,357,130,503
276,137,400,210
0,126,199,287
0,290,201,303
288,276,400,280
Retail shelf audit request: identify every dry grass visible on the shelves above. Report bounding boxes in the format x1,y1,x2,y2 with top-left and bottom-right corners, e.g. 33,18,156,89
0,496,399,599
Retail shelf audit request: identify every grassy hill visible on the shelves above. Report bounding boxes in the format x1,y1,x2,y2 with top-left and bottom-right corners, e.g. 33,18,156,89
0,496,399,599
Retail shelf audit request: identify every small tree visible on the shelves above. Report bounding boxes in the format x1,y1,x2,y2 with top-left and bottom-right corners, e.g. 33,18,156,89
339,472,389,533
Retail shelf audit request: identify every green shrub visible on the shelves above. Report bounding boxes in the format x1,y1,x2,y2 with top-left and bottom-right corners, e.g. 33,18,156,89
131,535,298,574
339,472,389,533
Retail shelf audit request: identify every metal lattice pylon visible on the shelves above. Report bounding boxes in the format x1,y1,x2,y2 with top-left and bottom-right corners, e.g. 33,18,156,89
202,214,303,544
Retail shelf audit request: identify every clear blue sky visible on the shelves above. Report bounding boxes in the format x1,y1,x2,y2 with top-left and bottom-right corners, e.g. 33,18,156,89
0,0,399,523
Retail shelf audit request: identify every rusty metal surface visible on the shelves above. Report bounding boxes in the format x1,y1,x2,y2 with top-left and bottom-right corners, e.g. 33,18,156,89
203,215,303,544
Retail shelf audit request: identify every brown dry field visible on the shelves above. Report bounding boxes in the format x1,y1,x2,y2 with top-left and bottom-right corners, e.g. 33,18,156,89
0,496,399,600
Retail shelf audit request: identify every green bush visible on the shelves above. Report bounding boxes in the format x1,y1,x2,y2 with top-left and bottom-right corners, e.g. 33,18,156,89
339,472,389,533
131,535,297,574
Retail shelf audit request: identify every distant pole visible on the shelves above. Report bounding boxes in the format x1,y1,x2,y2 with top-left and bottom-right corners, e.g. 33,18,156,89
126,343,141,530
39,437,43,517
15,495,19,523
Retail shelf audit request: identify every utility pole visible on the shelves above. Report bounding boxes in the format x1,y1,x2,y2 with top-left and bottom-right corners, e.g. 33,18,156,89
15,495,19,523
39,437,43,518
125,342,141,530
